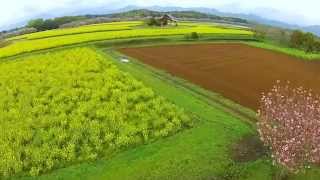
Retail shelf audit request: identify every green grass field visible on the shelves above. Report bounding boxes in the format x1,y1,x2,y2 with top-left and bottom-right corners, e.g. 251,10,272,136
1,20,320,179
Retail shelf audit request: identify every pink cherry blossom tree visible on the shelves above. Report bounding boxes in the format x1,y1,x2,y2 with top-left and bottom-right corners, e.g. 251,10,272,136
258,81,320,171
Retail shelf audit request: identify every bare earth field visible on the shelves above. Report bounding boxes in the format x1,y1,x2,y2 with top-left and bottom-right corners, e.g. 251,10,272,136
119,43,320,110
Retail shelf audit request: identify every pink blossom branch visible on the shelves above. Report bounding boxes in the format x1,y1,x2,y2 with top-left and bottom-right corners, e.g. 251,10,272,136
258,81,320,171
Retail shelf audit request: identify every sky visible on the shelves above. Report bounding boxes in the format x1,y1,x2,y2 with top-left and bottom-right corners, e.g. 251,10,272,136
0,0,319,31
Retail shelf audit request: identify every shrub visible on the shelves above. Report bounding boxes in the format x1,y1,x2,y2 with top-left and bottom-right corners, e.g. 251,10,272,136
0,28,37,40
27,17,86,31
290,30,305,48
0,40,10,48
253,28,266,41
190,32,199,39
185,32,199,40
258,81,320,171
290,30,320,53
145,17,161,26
315,41,320,52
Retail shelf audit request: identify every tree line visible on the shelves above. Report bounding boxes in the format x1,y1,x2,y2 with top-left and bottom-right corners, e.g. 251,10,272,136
290,30,320,53
27,16,86,31
253,24,320,54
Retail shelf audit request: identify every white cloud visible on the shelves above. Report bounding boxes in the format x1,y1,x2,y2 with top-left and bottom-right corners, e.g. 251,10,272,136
0,0,319,30
0,0,124,30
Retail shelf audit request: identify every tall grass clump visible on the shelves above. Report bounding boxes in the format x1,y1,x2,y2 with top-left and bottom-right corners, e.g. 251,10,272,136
258,81,320,171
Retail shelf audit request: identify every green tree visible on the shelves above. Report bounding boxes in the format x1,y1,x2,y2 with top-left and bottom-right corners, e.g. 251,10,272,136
253,28,266,41
41,19,60,30
27,16,85,31
27,19,44,30
289,30,320,53
314,40,320,52
145,17,161,26
185,32,200,40
290,30,305,48
303,32,316,53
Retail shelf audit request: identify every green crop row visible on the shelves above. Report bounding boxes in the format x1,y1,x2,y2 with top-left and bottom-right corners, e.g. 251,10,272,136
0,48,192,177
0,22,253,59
9,21,143,40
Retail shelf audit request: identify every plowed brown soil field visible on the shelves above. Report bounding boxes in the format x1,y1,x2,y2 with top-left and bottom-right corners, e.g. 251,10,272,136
119,43,320,110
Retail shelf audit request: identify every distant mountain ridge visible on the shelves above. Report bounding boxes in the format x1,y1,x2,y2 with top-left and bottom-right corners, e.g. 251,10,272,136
1,5,319,37
304,25,320,36
119,6,320,36
100,9,248,24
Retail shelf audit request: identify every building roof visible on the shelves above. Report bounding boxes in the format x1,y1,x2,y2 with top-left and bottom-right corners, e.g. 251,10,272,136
161,14,178,22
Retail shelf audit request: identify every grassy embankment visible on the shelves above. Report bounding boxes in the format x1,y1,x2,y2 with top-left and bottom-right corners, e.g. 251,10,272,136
246,41,320,60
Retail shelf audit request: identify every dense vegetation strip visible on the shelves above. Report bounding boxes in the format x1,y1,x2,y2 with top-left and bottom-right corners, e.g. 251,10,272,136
0,47,192,177
0,22,253,59
9,21,143,40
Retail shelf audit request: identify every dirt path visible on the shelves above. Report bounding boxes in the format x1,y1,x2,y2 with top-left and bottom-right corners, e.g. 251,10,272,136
119,43,320,110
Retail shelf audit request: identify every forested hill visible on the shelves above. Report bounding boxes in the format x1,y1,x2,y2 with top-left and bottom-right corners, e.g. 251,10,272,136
1,9,249,39
90,9,249,24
